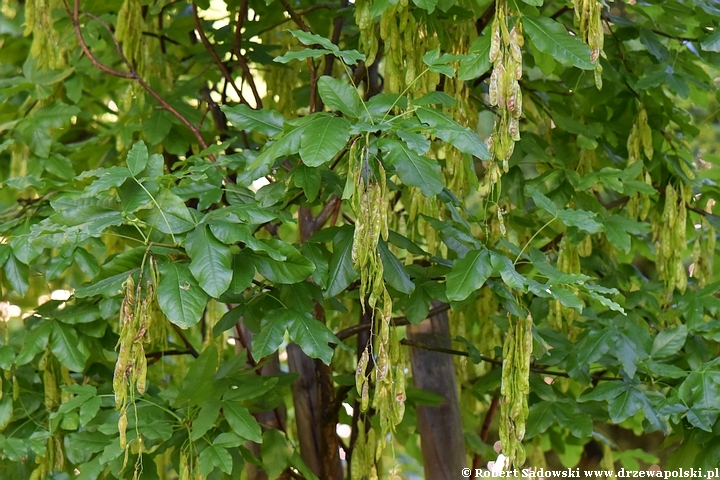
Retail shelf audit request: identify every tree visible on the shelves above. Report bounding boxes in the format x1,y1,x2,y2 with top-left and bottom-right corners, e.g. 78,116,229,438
1,0,719,478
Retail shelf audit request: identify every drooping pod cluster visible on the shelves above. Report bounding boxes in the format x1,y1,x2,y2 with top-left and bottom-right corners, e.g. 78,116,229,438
350,419,378,480
24,0,66,69
114,257,161,452
487,1,524,180
354,0,378,66
444,24,480,198
573,0,604,89
548,238,583,337
499,313,533,468
31,351,65,480
261,27,299,115
350,143,407,462
380,3,439,96
691,217,715,288
654,183,690,296
626,107,654,221
115,0,144,70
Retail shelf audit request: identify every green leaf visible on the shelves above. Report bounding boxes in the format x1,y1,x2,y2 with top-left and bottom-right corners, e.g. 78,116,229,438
458,35,492,80
262,430,290,480
274,48,332,64
4,253,29,296
186,225,233,297
79,396,101,426
293,164,321,202
192,400,221,441
252,309,292,361
143,110,173,145
126,141,148,176
525,401,555,437
50,322,90,372
199,445,233,477
553,403,593,438
700,30,720,52
229,253,255,294
0,397,13,431
548,286,583,311
157,262,209,329
556,209,604,234
490,252,527,291
651,324,687,358
299,115,351,167
526,185,558,215
603,215,650,254
15,321,53,365
422,48,457,77
139,188,196,235
74,247,144,298
288,310,337,365
578,382,627,403
378,240,415,294
608,386,643,424
523,16,595,70
412,0,437,13
405,284,432,324
221,104,285,137
82,166,132,197
253,240,315,284
446,249,491,301
324,228,357,298
223,402,263,443
412,92,457,107
378,138,444,197
317,76,361,117
415,107,490,159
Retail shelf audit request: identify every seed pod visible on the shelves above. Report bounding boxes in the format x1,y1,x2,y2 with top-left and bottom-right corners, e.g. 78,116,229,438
361,380,369,412
376,344,388,382
136,350,147,394
119,410,128,450
356,347,369,394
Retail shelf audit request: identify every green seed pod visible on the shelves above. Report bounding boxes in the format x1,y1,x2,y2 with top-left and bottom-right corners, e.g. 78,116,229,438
356,347,369,394
136,350,147,394
118,410,128,450
361,380,369,412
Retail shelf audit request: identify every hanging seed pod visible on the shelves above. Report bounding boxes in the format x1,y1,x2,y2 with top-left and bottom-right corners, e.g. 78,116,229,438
356,347,369,394
118,410,128,450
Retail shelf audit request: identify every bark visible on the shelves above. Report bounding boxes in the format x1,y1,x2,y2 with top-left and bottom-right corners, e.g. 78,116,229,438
287,206,343,479
407,305,467,479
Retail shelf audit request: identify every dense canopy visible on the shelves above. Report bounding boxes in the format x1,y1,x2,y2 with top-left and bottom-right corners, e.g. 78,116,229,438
1,0,720,478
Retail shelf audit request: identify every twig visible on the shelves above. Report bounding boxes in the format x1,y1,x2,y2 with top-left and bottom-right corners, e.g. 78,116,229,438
67,0,211,151
171,324,200,358
233,0,264,109
192,3,247,104
334,303,451,341
278,0,319,112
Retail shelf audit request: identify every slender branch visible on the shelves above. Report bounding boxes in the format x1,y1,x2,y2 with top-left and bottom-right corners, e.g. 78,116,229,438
279,0,309,32
192,3,247,103
67,0,211,151
171,324,200,358
651,29,697,43
232,0,263,109
334,303,451,342
278,0,318,111
400,339,622,381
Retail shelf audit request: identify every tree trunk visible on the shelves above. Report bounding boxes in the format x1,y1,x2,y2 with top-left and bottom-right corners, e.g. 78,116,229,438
407,306,467,479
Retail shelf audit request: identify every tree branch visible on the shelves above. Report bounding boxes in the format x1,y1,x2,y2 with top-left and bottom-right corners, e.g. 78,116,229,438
232,0,263,109
192,3,247,104
67,0,211,151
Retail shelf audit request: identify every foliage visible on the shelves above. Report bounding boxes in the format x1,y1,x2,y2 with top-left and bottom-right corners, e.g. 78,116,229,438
1,0,720,478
